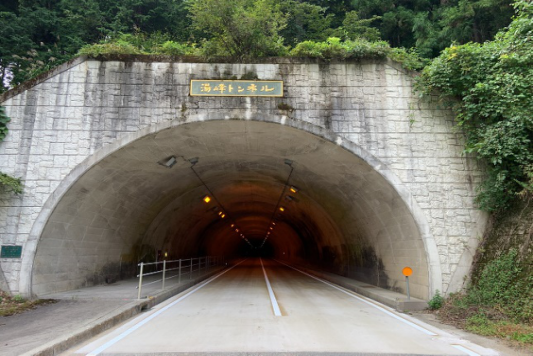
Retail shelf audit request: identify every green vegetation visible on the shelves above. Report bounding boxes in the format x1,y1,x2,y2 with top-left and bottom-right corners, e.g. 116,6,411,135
416,0,533,212
427,290,444,310
0,290,56,316
189,0,288,59
290,37,389,60
0,106,22,194
0,105,9,141
437,249,532,348
0,0,518,92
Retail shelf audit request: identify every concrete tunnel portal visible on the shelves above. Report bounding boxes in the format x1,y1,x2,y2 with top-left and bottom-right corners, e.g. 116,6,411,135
31,119,431,299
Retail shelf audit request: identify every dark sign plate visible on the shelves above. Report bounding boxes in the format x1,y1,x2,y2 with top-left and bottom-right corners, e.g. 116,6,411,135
1,245,22,258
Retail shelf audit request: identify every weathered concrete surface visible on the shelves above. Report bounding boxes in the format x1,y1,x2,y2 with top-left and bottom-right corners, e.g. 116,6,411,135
0,56,487,300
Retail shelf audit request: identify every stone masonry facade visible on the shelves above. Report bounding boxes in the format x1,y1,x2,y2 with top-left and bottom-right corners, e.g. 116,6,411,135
0,56,487,296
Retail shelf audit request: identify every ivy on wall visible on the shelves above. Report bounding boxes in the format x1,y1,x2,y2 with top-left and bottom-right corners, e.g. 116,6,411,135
416,0,533,212
0,106,22,194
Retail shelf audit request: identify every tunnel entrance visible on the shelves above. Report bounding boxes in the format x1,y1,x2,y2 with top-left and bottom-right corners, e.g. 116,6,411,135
31,120,430,299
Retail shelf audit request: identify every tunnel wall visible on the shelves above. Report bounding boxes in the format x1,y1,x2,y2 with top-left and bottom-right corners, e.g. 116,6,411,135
0,56,487,297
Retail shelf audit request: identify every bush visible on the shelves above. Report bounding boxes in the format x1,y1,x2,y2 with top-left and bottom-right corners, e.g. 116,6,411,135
428,290,444,310
290,37,390,60
13,295,25,303
388,48,429,71
159,41,196,56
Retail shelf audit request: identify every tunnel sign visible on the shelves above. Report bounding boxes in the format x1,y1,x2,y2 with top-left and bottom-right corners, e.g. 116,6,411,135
1,245,22,258
190,80,283,97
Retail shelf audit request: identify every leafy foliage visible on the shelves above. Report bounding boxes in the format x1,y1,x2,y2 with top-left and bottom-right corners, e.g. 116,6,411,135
0,0,517,93
341,11,381,42
416,0,533,212
388,48,429,71
427,289,444,310
0,105,10,141
435,249,532,346
78,32,197,56
279,1,334,46
0,171,22,196
0,106,22,195
290,37,389,60
468,249,532,321
189,0,288,59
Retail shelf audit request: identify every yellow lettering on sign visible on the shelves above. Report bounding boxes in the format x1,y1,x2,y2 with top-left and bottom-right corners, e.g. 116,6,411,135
213,84,227,94
261,85,275,92
247,84,257,93
200,83,211,93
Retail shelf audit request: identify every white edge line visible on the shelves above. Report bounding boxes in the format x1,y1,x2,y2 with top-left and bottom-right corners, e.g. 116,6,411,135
85,261,244,356
260,258,282,316
452,344,481,356
278,261,437,336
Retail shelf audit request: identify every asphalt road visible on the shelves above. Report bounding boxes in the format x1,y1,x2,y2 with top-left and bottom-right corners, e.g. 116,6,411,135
64,259,496,355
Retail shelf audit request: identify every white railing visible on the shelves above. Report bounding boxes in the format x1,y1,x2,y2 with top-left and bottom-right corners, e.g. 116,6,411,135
137,256,224,299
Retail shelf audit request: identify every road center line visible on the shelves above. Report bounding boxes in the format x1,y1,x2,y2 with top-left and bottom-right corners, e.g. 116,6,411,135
277,260,437,336
84,260,244,356
260,258,282,316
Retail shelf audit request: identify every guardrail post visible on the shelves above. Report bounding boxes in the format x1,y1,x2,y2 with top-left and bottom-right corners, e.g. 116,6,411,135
137,262,144,300
162,260,166,290
178,259,182,284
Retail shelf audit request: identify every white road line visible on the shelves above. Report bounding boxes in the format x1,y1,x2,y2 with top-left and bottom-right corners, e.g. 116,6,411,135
84,261,244,356
452,344,481,356
277,261,437,336
260,258,282,316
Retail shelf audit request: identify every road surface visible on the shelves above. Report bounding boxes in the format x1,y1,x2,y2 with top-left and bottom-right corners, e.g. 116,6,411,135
65,259,496,355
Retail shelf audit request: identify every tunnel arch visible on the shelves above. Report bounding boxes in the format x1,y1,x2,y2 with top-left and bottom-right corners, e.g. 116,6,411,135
22,114,441,300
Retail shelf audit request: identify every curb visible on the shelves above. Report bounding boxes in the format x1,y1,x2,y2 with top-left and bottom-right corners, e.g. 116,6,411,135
22,267,226,356
294,266,428,311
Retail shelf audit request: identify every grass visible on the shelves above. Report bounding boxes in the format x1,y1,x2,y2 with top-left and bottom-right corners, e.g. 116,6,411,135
0,290,56,317
432,293,533,352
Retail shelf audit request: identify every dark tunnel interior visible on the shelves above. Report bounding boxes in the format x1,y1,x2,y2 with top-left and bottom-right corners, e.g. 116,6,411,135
32,120,430,299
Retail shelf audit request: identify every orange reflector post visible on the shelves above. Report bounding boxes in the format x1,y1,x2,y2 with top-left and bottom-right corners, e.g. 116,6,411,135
402,267,413,277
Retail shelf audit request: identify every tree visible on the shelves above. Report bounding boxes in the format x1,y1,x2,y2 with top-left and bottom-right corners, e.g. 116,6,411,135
279,0,333,47
342,11,381,41
189,0,288,59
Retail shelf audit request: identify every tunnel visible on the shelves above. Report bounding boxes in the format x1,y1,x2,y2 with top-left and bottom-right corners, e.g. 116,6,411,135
31,119,431,299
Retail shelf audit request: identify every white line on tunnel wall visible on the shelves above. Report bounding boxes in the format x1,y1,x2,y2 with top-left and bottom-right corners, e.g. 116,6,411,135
260,258,282,316
276,260,438,336
83,260,245,356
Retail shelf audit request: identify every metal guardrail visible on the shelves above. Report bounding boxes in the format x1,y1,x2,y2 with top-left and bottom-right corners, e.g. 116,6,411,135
136,256,224,299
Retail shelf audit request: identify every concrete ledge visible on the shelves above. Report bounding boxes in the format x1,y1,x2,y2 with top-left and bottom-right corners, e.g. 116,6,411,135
22,266,226,356
295,266,428,312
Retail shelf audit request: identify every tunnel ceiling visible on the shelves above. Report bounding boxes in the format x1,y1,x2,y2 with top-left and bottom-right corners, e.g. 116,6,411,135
35,119,428,297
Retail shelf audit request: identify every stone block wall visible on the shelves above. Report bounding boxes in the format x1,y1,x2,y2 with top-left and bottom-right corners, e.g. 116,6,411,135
0,57,487,296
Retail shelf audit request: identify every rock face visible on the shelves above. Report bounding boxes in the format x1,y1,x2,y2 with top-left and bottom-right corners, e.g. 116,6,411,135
0,56,487,299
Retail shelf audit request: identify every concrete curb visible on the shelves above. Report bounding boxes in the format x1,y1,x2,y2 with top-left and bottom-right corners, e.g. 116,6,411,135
22,266,226,356
295,266,428,311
